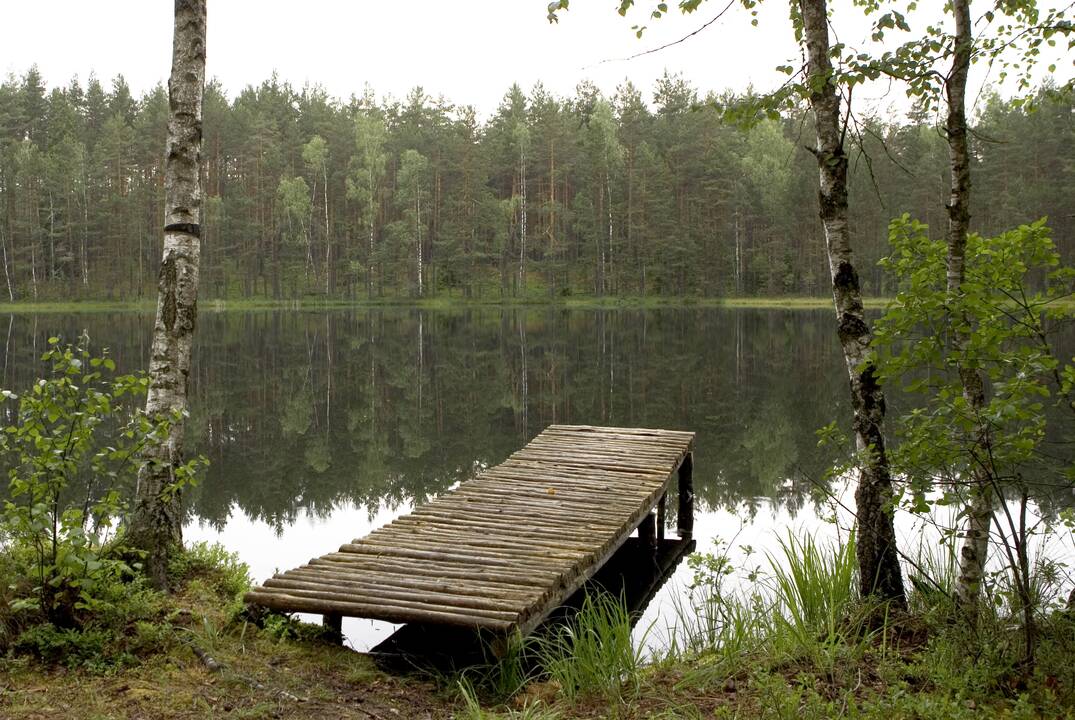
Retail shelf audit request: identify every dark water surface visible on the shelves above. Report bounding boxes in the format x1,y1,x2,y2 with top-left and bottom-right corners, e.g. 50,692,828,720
0,308,921,649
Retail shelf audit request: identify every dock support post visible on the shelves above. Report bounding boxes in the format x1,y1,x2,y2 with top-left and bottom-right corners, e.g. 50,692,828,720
639,512,657,546
677,452,694,540
323,613,342,643
656,492,666,542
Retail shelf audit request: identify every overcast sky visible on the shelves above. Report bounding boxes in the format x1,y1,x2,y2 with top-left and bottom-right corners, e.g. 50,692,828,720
2,1,1070,120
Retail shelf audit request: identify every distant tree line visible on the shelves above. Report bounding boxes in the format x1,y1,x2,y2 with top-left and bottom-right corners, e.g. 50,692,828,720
0,67,1070,301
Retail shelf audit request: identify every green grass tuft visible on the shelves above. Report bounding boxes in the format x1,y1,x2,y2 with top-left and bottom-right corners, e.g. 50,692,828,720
534,591,646,702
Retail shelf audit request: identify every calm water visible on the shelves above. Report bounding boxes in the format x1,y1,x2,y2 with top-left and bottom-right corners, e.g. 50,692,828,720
3,308,1067,651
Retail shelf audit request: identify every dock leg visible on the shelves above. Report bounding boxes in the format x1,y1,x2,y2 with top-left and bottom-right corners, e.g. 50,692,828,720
677,452,694,540
323,613,343,643
656,492,666,542
638,512,657,547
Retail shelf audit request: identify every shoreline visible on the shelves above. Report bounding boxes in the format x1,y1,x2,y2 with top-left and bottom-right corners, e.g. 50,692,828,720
0,295,893,314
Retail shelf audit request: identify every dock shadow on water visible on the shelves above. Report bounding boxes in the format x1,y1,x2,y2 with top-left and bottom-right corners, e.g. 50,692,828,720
369,536,695,675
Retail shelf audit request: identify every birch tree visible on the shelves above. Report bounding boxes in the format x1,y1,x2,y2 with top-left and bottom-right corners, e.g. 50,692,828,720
302,134,331,293
849,0,1073,621
397,149,430,297
347,112,387,299
798,0,906,606
126,0,207,589
940,0,993,616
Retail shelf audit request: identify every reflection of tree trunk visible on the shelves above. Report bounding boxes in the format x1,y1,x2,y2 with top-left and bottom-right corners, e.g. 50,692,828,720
369,314,376,428
325,314,332,432
128,0,207,590
417,312,424,413
519,314,528,437
608,311,614,421
2,314,12,387
799,0,905,607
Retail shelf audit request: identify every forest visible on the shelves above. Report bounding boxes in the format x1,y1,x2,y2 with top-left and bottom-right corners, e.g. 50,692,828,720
1,66,1071,303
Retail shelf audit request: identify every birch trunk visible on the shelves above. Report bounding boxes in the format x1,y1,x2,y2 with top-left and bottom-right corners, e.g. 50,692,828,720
0,223,12,301
127,0,206,590
799,0,906,606
81,179,89,286
944,0,997,617
606,168,614,295
519,146,527,293
416,181,423,297
323,160,330,295
368,161,375,300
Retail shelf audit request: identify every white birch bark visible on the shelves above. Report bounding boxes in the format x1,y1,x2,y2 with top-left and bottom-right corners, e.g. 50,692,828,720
128,0,206,589
323,159,330,294
368,162,375,299
416,179,423,297
519,145,527,292
0,223,12,301
799,0,906,605
943,0,995,614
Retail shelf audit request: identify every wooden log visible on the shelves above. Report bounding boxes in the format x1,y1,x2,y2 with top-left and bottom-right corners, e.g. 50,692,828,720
311,555,555,586
244,590,515,631
385,514,601,542
262,577,524,613
335,543,573,570
371,524,598,554
407,505,621,533
285,566,541,599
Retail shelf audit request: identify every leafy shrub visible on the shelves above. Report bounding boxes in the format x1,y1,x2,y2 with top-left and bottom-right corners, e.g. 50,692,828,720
169,541,251,603
0,337,205,668
0,337,166,629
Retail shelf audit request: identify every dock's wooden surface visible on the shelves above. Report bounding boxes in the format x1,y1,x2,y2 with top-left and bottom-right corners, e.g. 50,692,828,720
244,425,695,636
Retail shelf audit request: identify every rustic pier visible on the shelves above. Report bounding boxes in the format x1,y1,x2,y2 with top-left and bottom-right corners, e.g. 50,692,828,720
244,424,695,638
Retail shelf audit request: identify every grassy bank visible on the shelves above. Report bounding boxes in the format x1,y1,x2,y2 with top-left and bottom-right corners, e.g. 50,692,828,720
0,294,894,314
4,536,1073,719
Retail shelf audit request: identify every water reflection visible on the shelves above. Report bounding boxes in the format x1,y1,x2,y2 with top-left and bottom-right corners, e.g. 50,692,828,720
370,536,697,671
6,307,1074,652
0,308,851,527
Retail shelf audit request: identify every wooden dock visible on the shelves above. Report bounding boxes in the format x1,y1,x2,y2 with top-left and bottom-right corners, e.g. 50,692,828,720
244,424,695,638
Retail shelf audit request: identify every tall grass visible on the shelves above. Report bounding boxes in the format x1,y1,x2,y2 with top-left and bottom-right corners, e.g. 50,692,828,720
533,592,646,702
673,529,869,688
455,630,533,703
767,531,858,648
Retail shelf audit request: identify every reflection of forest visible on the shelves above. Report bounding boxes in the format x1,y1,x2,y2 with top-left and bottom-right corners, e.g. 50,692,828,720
1,309,858,529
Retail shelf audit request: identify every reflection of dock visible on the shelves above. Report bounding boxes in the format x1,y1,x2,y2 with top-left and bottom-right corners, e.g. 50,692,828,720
244,425,695,638
371,536,696,668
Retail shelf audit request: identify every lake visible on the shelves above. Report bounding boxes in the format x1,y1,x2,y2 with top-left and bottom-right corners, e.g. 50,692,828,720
3,307,1064,652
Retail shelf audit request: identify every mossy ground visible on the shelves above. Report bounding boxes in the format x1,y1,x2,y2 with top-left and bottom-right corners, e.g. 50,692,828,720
4,593,1074,719
0,546,456,719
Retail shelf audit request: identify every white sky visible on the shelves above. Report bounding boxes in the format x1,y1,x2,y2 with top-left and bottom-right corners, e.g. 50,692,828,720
2,1,1070,120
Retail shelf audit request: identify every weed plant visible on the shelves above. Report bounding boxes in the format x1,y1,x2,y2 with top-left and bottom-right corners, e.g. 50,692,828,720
533,592,646,703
